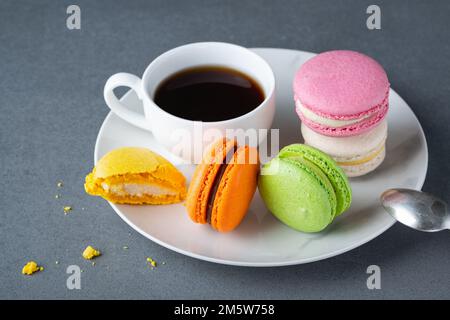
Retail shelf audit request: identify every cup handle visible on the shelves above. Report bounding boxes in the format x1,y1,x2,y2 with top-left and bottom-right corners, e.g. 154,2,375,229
104,72,150,130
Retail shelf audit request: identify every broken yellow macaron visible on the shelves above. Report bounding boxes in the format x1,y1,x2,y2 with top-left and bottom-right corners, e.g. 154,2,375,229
84,147,186,204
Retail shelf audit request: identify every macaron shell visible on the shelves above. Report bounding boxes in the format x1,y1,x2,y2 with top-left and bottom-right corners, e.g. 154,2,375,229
93,147,182,179
293,50,390,117
278,144,352,216
185,138,237,224
211,146,259,232
258,157,334,233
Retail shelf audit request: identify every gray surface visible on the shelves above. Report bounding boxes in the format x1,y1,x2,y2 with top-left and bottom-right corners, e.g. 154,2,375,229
0,0,449,300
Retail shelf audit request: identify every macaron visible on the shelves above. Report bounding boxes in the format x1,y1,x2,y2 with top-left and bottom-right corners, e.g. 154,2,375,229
85,147,186,204
293,50,390,137
186,137,259,232
302,120,387,177
258,144,351,232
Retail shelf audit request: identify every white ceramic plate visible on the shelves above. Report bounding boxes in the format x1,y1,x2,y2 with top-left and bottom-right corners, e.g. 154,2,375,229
95,48,428,266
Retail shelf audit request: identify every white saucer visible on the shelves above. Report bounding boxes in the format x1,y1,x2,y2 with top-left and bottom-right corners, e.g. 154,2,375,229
94,48,428,266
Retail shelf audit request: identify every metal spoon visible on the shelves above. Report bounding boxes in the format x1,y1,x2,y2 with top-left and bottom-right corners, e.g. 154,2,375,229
380,188,449,232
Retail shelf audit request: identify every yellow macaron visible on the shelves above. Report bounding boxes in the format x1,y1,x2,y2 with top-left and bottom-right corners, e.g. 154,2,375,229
85,147,186,204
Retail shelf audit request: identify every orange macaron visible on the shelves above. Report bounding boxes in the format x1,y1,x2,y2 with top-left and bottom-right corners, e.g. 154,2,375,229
186,137,260,232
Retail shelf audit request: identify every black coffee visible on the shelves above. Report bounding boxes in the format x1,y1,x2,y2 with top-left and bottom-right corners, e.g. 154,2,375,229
154,66,264,121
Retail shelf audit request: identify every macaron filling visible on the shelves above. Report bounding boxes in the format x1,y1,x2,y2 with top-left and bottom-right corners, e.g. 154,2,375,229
205,145,238,224
296,100,374,127
335,143,385,166
339,148,386,177
101,182,178,197
296,93,389,137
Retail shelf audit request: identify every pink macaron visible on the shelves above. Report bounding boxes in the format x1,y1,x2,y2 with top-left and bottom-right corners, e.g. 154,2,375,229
293,50,390,137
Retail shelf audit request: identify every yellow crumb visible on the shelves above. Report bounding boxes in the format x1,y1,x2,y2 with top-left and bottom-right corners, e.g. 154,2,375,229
22,261,41,275
82,245,101,260
146,257,157,268
63,206,72,214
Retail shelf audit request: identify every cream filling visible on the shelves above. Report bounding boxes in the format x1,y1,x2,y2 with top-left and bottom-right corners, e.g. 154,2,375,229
336,144,385,166
101,182,177,197
296,100,371,128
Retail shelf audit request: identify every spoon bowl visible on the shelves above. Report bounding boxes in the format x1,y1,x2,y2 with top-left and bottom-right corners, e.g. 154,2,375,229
380,188,449,232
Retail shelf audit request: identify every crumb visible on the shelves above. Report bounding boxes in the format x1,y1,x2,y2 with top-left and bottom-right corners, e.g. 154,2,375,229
162,262,166,265
92,262,96,266
146,257,157,268
123,246,128,250
63,206,72,214
55,261,59,265
81,269,84,273
22,261,42,275
55,194,60,199
81,207,86,211
82,245,101,260
57,181,63,188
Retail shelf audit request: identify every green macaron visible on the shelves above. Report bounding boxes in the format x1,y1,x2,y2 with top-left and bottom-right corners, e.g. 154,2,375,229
258,144,352,232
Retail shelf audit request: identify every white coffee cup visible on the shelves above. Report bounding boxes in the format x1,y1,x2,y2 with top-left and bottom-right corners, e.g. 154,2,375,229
104,42,275,163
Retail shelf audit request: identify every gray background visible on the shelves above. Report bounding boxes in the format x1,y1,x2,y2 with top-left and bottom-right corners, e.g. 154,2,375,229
1,0,449,299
